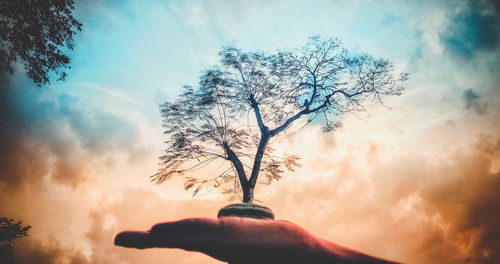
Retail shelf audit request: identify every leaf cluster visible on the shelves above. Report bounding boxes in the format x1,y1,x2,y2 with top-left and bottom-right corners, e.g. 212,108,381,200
0,0,82,86
0,217,31,264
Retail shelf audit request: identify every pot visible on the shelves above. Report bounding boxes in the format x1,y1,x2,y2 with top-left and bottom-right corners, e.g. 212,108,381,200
217,203,274,220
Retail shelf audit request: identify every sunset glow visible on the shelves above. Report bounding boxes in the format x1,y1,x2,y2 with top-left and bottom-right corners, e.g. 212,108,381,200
1,0,499,263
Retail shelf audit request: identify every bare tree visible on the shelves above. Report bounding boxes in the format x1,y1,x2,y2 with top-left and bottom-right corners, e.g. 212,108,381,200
153,36,409,203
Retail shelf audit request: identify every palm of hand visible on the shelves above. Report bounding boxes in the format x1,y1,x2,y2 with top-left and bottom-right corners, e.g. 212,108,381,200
115,217,397,264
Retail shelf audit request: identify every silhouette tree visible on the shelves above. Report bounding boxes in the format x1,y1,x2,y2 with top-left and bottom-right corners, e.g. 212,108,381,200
0,217,31,264
0,0,81,86
153,36,409,203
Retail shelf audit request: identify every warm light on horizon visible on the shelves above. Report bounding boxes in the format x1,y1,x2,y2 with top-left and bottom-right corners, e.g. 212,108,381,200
1,0,499,263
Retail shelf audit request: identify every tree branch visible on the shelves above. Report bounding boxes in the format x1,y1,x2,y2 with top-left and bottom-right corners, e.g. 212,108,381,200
249,95,267,132
269,83,373,137
223,142,248,187
248,132,271,188
269,108,308,137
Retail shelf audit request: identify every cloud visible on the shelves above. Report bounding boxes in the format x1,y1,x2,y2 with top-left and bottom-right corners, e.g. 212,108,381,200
8,188,225,264
82,189,225,263
463,88,488,115
439,0,500,59
1,1,498,263
0,76,139,190
260,130,500,263
413,146,500,264
13,238,90,264
6,129,499,264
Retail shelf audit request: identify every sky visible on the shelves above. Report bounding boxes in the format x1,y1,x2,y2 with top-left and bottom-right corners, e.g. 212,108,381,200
1,0,499,263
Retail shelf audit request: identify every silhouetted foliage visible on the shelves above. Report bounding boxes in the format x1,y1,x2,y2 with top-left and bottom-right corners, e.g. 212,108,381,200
154,36,409,202
0,217,31,264
0,0,82,86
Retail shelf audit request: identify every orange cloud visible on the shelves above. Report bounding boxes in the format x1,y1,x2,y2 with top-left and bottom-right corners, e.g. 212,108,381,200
1,76,499,264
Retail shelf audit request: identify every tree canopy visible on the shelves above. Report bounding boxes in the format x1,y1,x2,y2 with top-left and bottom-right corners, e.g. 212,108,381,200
0,217,31,264
0,0,81,86
154,36,409,202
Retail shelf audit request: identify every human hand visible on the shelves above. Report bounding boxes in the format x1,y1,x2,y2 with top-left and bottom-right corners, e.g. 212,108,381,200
115,217,398,264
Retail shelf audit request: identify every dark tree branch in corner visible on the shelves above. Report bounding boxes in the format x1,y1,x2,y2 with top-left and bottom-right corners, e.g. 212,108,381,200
0,0,82,86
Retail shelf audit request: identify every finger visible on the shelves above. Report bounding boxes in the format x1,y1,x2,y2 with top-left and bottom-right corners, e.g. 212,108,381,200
149,218,229,260
113,217,278,261
149,218,223,250
150,217,221,238
114,231,155,249
114,218,229,261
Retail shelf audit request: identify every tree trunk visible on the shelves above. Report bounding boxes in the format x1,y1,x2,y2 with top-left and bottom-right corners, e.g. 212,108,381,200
223,142,252,203
246,132,270,201
242,184,254,203
225,129,269,204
